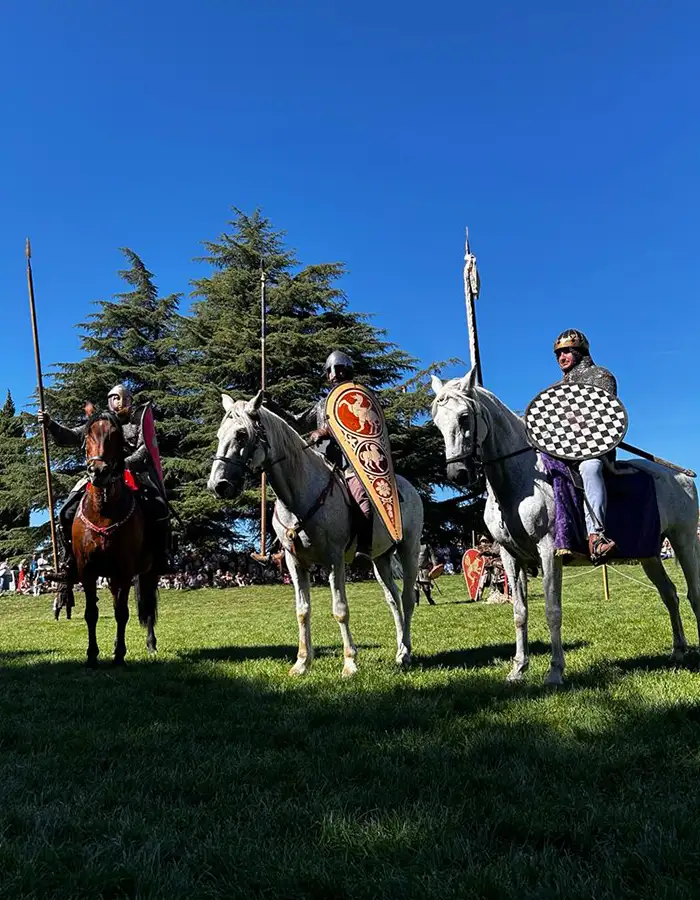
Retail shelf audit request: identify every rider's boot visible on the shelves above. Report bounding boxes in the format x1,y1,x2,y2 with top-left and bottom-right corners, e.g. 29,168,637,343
588,532,616,565
354,514,374,563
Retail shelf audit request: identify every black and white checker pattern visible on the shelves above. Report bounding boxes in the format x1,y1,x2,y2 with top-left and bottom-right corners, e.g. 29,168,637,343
525,382,628,462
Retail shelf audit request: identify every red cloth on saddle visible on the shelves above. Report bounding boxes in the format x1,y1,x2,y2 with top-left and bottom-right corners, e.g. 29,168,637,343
124,470,138,491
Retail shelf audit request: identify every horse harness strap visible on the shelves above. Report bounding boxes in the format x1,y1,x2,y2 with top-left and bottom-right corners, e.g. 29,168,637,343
277,469,341,551
445,446,533,466
77,490,136,536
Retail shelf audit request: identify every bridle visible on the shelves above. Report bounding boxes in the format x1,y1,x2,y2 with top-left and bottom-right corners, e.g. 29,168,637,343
213,415,287,481
438,390,532,489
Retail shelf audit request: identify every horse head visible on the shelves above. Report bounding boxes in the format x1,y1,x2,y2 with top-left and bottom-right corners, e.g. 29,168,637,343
208,391,266,500
431,367,487,490
85,411,125,488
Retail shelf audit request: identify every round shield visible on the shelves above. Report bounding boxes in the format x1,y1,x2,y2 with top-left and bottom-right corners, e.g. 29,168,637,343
428,563,444,580
525,382,628,462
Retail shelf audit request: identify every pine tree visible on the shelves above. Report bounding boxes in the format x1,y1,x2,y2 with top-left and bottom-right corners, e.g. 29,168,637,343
0,391,37,560
46,249,186,504
176,208,466,547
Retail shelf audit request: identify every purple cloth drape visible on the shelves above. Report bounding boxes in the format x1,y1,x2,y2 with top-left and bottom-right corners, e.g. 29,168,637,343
541,454,661,559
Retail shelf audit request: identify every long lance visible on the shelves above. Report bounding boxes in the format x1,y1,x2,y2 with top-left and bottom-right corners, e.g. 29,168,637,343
463,227,483,385
259,258,268,558
25,239,59,571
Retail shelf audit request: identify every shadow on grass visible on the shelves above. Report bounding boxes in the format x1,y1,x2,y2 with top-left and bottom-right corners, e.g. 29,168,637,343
418,640,588,671
0,649,59,660
182,643,382,664
2,653,700,898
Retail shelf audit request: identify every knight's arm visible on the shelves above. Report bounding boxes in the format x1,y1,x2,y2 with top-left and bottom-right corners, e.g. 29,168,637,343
46,420,86,447
124,430,150,472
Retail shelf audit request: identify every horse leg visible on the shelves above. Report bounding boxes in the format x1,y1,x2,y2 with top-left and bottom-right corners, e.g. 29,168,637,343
669,530,700,646
640,553,688,660
502,550,529,681
286,553,314,676
540,548,565,685
83,577,100,667
135,572,159,653
328,557,358,677
398,542,420,663
112,582,130,665
372,551,410,668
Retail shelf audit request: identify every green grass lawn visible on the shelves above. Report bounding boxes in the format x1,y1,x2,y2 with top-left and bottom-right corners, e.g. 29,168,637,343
2,566,700,899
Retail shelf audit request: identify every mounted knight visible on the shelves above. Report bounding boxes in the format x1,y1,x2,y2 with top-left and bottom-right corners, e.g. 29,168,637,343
267,350,401,559
38,383,170,596
551,329,618,562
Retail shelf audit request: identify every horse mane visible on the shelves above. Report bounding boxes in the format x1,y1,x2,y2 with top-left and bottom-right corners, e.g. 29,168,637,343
256,405,326,479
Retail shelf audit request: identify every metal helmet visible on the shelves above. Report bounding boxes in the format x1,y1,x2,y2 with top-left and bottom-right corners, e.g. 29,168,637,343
323,350,354,381
107,383,133,413
553,329,590,355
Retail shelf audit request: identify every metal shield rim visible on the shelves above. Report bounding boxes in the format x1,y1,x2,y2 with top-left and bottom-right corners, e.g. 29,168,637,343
524,382,629,462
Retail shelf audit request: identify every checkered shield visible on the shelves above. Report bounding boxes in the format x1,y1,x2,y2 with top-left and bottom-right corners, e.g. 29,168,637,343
525,382,628,462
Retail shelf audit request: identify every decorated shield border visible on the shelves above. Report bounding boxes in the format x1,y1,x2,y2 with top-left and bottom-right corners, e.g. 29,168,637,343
524,381,629,463
325,382,403,542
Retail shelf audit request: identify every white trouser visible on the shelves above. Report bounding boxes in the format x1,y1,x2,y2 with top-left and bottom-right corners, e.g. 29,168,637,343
579,458,607,535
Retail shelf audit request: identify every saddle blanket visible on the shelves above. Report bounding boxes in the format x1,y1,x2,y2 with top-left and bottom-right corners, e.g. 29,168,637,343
541,454,661,559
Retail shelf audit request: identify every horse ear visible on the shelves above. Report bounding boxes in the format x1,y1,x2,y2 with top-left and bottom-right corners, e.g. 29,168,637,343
459,368,478,394
84,400,95,417
222,394,235,413
430,375,444,395
245,390,264,419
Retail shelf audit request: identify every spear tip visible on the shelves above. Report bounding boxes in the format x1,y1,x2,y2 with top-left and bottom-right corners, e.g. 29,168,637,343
25,237,31,259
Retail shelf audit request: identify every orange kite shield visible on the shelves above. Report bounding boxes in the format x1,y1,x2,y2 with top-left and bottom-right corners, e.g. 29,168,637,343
462,549,485,601
325,382,403,542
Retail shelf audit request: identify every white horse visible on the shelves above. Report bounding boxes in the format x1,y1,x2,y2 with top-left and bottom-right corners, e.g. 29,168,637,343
431,369,700,685
208,391,423,676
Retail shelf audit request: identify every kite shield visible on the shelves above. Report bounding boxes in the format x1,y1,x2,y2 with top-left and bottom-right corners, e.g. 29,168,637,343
325,382,403,542
462,549,485,601
135,403,166,496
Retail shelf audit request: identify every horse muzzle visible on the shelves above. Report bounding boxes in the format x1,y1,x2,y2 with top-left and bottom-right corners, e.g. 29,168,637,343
210,477,239,500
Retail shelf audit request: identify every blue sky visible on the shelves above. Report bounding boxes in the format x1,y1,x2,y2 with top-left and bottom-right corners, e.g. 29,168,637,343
1,1,699,477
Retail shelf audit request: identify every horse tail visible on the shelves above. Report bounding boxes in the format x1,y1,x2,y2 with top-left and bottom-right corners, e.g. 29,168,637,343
135,571,159,627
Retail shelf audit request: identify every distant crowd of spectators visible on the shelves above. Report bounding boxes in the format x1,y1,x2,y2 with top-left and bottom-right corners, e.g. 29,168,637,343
0,554,52,596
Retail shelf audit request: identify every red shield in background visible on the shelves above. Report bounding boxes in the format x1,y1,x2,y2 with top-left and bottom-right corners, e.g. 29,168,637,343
462,549,485,601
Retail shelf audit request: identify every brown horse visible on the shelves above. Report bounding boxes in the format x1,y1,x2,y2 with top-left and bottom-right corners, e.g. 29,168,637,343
73,411,159,666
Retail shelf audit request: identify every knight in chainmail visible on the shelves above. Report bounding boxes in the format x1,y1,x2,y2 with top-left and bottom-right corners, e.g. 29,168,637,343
37,384,170,588
553,329,617,562
266,351,374,560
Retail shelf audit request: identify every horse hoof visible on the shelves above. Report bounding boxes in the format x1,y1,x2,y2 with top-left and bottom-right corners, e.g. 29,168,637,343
112,658,126,667
147,643,157,655
289,662,310,677
543,671,564,687
342,660,358,678
85,657,99,669
670,648,687,663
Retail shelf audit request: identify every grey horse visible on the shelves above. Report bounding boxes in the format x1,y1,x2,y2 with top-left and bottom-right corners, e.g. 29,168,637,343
208,391,423,676
431,368,700,685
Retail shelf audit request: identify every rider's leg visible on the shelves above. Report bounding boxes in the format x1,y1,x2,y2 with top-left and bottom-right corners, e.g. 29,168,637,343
346,475,373,558
579,458,615,560
50,479,87,582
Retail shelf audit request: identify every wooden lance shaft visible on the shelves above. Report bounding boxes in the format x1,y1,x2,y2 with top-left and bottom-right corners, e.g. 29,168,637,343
259,263,267,557
602,564,611,602
463,227,483,385
26,239,59,571
618,441,696,478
